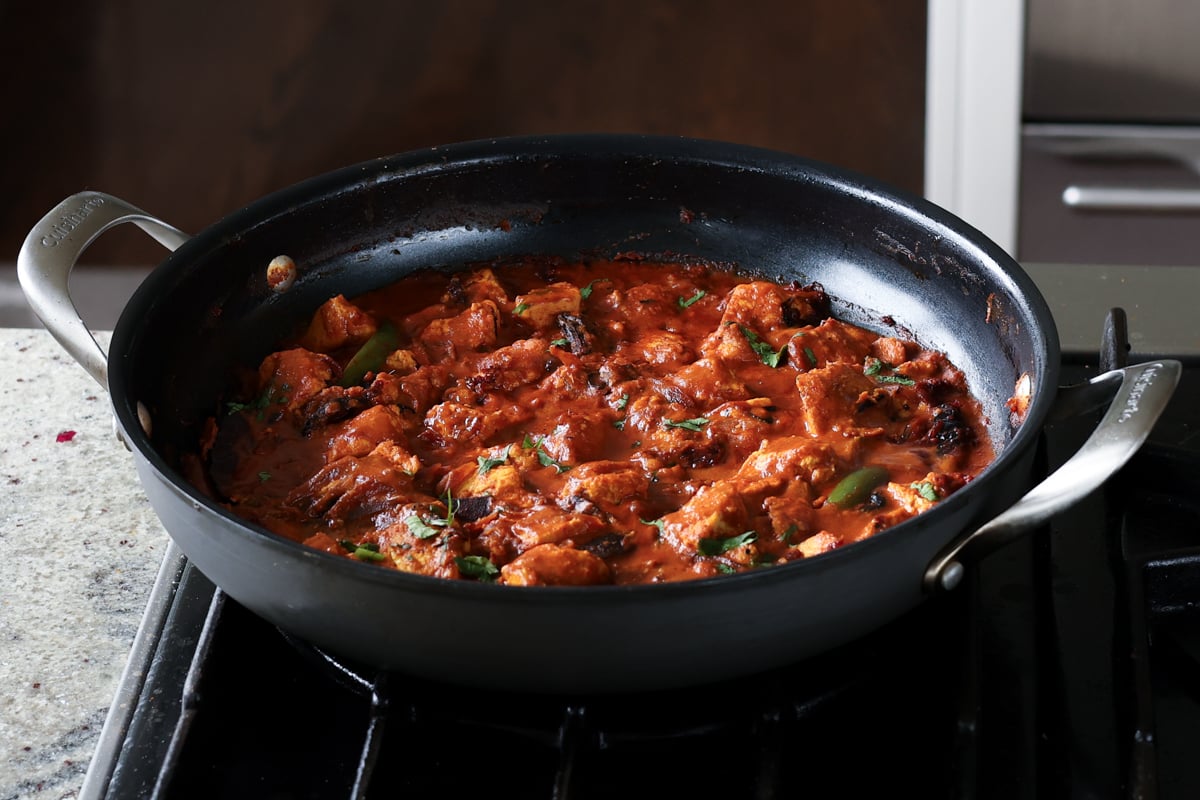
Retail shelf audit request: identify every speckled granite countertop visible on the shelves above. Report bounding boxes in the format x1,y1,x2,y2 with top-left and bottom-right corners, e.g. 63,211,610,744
0,329,167,800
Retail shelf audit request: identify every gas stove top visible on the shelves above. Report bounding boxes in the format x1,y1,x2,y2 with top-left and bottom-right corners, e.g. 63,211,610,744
78,308,1200,799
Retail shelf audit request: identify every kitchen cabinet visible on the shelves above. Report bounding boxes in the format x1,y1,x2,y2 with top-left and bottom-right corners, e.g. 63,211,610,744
0,0,927,267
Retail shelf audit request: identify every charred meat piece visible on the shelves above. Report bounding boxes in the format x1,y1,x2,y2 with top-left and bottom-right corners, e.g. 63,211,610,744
780,286,831,328
579,532,628,560
287,440,420,522
300,385,372,433
555,313,594,355
927,403,976,455
454,494,494,522
468,338,558,393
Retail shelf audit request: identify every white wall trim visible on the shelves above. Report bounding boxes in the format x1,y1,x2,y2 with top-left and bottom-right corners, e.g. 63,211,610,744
925,0,1025,255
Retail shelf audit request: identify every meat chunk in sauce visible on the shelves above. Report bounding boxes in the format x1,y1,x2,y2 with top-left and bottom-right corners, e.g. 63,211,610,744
300,294,378,353
287,440,420,521
512,282,581,331
378,509,467,579
324,404,416,464
416,300,501,361
205,259,994,585
499,544,612,586
256,348,339,418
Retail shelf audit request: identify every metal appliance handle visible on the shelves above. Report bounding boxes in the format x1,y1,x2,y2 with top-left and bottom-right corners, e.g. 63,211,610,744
925,358,1181,592
16,191,190,387
1062,185,1200,212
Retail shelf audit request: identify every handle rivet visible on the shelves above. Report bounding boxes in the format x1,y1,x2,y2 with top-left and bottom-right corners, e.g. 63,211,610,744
940,561,964,591
267,255,297,293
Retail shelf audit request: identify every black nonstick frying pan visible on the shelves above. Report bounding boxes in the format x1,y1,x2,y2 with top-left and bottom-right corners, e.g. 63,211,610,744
19,135,1179,692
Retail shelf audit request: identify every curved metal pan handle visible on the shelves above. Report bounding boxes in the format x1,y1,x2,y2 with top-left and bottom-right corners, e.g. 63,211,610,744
16,191,190,387
925,358,1182,592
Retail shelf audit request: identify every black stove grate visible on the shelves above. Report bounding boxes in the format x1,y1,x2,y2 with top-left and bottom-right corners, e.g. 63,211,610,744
1116,442,1200,799
155,581,973,799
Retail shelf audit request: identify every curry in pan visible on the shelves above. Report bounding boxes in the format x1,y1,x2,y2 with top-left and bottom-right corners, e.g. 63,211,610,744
196,258,993,586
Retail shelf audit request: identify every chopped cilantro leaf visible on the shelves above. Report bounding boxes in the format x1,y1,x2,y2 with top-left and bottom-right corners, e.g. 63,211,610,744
514,302,529,315
738,326,786,368
536,449,569,473
677,289,706,309
911,481,940,502
476,447,511,475
406,514,442,540
257,471,271,482
664,416,709,432
225,386,280,419
580,278,607,299
641,518,666,535
864,357,915,386
549,338,569,348
698,530,758,556
522,434,571,473
455,555,499,582
441,488,458,527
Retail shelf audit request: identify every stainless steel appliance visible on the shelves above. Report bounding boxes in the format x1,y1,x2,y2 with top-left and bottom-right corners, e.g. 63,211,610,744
1019,0,1200,266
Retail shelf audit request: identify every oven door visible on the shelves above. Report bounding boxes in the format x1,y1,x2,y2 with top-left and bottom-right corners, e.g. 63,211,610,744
1018,123,1200,267
1018,0,1200,267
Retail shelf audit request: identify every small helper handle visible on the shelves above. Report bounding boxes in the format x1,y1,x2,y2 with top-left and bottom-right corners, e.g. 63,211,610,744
17,191,190,387
925,358,1181,592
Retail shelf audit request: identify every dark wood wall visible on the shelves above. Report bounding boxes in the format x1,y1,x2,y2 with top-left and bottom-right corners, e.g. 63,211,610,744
1,1,926,267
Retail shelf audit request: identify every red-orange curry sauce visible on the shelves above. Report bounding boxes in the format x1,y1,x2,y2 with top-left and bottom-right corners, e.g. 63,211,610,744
195,258,994,586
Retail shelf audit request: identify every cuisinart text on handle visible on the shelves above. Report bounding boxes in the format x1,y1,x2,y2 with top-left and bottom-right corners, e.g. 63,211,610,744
1118,365,1160,424
40,196,106,247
